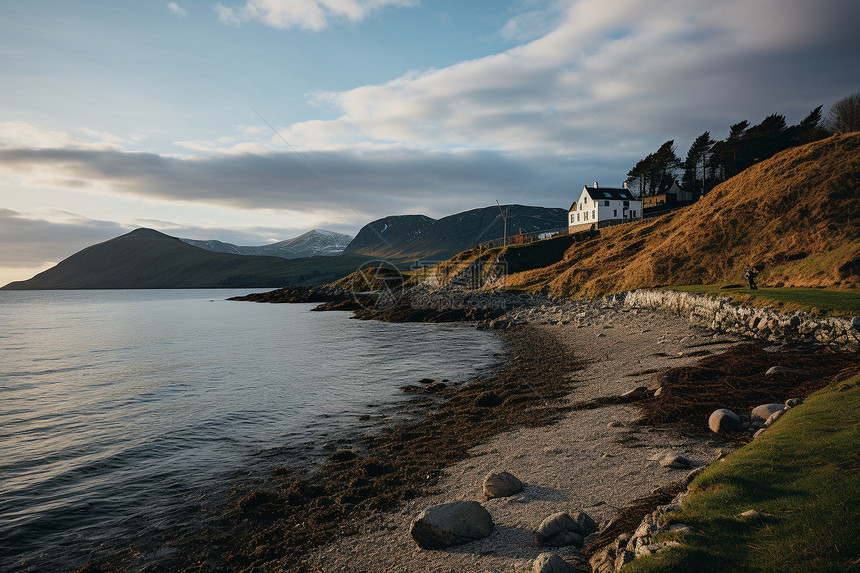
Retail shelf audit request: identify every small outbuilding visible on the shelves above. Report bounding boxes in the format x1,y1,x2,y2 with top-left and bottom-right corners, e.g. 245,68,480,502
568,182,642,234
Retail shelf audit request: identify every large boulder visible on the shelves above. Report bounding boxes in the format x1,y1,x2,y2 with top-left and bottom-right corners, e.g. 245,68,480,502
535,512,583,547
571,510,599,536
532,552,576,573
708,409,742,433
483,471,524,499
409,501,494,549
751,404,784,424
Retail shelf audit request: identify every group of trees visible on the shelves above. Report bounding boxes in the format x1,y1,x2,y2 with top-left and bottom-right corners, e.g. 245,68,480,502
625,92,860,198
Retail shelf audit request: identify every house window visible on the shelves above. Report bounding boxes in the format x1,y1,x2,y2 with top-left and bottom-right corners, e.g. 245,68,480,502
577,213,580,222
632,210,637,218
623,200,629,207
584,212,588,221
604,200,609,206
614,210,617,217
592,210,596,219
570,213,574,224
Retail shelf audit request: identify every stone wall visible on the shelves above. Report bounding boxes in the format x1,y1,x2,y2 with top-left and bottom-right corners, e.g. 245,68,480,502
606,289,859,353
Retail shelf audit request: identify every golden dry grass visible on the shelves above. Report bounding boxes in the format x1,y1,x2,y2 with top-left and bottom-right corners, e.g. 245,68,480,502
497,133,860,298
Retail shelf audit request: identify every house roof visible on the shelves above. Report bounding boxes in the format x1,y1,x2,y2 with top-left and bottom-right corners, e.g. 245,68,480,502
583,186,638,201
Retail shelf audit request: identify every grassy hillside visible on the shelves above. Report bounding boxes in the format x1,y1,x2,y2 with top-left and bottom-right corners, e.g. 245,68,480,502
428,133,859,297
2,228,372,289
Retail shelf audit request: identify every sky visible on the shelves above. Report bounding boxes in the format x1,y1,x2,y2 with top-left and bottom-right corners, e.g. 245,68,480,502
1,0,858,285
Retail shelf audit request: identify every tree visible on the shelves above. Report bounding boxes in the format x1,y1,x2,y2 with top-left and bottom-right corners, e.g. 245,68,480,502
742,113,789,166
626,140,681,197
652,140,682,195
827,92,860,133
792,106,828,144
682,131,715,196
626,155,652,199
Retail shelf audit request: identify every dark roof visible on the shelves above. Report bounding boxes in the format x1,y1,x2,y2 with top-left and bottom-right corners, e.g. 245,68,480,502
583,186,637,201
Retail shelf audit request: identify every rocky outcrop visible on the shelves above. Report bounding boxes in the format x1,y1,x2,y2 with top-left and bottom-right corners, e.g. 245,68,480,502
409,501,494,549
614,289,859,352
589,493,689,573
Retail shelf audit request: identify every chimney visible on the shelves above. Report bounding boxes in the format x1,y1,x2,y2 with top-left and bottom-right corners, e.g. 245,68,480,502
623,181,628,189
593,181,598,188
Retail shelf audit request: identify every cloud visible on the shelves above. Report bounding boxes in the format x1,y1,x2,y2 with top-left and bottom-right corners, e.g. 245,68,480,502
167,2,188,18
0,143,598,220
215,0,417,31
273,0,860,154
0,208,129,268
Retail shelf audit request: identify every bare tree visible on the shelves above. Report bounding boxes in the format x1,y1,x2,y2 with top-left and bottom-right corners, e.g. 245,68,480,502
827,92,860,134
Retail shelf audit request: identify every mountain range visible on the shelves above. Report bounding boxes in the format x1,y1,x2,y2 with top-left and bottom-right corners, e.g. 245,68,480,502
180,229,352,259
2,205,567,289
343,205,568,261
1,229,372,290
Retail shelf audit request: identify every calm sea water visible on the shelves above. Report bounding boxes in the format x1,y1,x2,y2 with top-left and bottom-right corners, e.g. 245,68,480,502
0,289,503,572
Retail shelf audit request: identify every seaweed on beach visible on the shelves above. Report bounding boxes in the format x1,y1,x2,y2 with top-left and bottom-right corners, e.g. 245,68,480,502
637,343,860,442
81,325,580,573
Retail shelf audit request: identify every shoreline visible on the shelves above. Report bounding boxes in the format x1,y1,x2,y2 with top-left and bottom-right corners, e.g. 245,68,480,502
78,293,858,572
84,322,580,572
297,300,857,572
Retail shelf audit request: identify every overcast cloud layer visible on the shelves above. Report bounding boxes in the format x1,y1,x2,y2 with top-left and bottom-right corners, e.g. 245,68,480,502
1,0,858,284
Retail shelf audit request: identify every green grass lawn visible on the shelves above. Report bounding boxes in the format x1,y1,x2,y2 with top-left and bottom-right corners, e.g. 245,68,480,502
664,285,860,317
627,374,860,573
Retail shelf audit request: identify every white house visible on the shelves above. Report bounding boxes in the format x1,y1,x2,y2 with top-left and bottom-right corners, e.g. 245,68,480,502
568,182,642,234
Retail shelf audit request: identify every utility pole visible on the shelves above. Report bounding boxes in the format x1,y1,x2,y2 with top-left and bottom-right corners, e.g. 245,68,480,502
496,200,508,247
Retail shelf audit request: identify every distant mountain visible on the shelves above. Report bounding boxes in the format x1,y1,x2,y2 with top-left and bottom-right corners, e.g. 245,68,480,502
180,229,352,259
2,228,371,290
343,205,568,261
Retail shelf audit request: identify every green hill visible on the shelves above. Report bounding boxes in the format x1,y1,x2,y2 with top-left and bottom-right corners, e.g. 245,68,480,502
1,228,372,289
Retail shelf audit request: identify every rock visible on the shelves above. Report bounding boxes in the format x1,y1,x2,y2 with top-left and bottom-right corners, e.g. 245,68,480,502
648,372,669,391
328,449,358,462
764,409,785,427
531,552,576,573
708,409,742,433
766,366,794,375
739,509,761,520
409,501,494,549
785,398,802,408
751,403,784,424
659,453,691,469
425,382,448,393
483,471,524,499
607,421,625,428
535,512,584,547
851,316,860,331
571,510,599,536
614,550,635,570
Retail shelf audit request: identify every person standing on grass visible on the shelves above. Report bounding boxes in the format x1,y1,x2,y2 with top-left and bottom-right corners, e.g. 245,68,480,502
745,265,759,290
